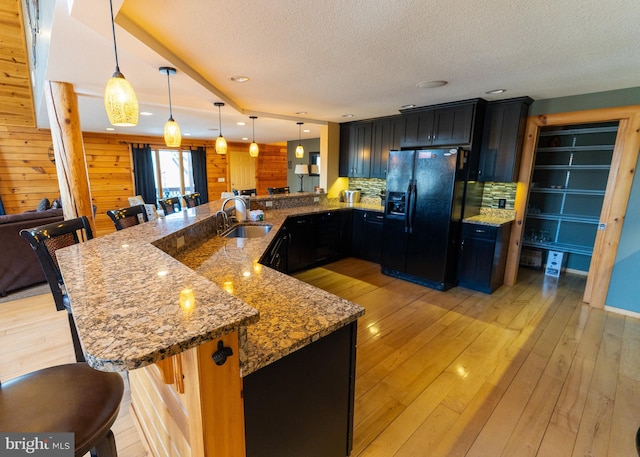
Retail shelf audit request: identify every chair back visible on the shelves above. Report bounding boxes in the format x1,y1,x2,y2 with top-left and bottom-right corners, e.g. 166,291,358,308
159,197,182,215
182,192,202,208
107,205,149,230
20,216,94,312
267,186,290,195
238,188,256,196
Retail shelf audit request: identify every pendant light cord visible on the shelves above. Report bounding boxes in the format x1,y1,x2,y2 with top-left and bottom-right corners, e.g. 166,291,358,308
218,105,223,135
109,0,120,72
165,70,174,120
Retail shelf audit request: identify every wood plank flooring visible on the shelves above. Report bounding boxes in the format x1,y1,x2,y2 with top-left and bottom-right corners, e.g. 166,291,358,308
2,258,639,456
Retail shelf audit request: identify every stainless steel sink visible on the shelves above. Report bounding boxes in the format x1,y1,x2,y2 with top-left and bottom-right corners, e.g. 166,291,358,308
222,223,273,239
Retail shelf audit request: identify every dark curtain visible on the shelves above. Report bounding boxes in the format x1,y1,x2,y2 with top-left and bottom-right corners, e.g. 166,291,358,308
191,146,209,203
131,144,157,206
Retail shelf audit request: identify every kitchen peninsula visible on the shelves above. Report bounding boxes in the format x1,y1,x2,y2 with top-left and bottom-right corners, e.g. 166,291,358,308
56,195,366,457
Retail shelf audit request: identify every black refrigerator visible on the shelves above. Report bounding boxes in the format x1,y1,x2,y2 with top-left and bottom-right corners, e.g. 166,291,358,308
381,148,483,290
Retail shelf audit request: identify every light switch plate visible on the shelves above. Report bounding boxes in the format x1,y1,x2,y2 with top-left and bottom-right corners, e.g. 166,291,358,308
266,201,273,207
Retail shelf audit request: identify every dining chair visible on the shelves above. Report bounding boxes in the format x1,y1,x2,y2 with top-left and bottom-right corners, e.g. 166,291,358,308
182,192,202,208
0,363,124,457
106,204,149,230
20,216,94,362
159,197,182,215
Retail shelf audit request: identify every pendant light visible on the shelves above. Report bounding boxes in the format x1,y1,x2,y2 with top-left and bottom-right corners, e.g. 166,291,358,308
104,0,138,126
214,102,227,154
249,116,259,157
160,67,181,147
295,122,304,158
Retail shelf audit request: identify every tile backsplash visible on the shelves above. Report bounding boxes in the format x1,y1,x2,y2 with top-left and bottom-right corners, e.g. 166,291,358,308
481,182,517,209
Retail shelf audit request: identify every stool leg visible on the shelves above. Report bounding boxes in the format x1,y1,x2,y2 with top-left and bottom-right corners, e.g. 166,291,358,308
67,312,85,363
89,430,117,457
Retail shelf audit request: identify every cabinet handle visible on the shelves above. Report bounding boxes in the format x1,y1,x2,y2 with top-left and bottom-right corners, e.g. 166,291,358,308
474,229,486,233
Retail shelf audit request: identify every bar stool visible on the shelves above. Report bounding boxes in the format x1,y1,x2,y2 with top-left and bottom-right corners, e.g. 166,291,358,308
159,197,182,215
182,192,202,208
20,216,93,362
107,204,149,230
0,363,124,457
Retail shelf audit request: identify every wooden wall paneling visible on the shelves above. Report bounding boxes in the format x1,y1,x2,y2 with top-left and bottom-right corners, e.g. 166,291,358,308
0,0,36,128
255,144,288,195
504,105,640,309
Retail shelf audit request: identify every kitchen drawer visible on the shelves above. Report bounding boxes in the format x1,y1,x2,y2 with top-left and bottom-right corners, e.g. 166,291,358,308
462,223,497,241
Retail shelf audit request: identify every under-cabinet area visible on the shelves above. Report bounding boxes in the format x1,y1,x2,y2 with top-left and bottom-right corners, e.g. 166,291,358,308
522,121,618,273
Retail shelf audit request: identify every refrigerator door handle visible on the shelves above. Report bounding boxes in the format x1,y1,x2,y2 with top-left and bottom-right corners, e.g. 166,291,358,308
409,181,417,233
404,182,412,233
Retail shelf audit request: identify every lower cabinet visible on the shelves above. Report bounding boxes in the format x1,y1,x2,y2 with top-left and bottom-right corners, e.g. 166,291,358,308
457,222,511,293
243,322,357,457
285,214,315,272
351,210,384,263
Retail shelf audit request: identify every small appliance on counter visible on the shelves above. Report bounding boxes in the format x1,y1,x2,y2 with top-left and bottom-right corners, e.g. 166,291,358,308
341,189,361,203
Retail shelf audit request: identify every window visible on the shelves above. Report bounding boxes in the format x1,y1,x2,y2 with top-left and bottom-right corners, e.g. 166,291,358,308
151,149,195,200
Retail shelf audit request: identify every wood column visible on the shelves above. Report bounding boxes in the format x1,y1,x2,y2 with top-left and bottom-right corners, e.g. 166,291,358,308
43,81,95,233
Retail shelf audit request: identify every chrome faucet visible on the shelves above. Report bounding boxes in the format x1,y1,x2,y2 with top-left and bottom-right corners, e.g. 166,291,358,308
214,210,230,235
221,196,248,223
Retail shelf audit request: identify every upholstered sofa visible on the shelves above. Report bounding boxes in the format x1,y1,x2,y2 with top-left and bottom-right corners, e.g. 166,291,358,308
0,208,64,296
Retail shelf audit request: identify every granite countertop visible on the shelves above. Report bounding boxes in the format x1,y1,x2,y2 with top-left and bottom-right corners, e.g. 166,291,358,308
463,208,516,227
56,199,367,375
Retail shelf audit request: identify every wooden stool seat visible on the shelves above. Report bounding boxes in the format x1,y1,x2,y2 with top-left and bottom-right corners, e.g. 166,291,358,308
0,363,124,457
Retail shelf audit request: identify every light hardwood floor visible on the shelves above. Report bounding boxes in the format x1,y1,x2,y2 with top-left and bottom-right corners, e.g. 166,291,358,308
2,258,639,456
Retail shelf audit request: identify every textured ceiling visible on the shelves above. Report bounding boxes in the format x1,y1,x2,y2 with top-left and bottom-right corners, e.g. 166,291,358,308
28,0,640,143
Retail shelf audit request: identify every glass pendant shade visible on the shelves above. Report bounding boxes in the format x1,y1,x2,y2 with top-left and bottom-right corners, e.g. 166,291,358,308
214,102,227,154
216,135,227,155
104,0,138,126
249,142,259,157
105,71,139,126
164,118,181,147
249,115,259,157
295,121,304,158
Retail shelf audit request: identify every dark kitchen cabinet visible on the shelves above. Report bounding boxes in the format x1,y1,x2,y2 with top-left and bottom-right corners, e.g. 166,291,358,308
351,210,384,263
370,116,403,178
260,226,289,273
478,97,532,182
457,222,511,293
244,322,357,457
339,122,371,178
286,214,314,273
314,211,344,265
401,101,482,148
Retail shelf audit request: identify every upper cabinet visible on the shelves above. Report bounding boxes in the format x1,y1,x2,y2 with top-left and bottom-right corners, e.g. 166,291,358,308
339,99,485,178
478,97,533,182
401,102,478,148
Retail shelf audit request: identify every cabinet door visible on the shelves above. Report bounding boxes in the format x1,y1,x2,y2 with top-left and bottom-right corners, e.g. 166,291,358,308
314,211,342,265
365,214,384,263
432,104,474,146
348,123,372,177
479,98,531,182
339,123,352,177
370,117,403,178
401,110,435,148
286,216,314,272
351,211,368,258
457,236,496,293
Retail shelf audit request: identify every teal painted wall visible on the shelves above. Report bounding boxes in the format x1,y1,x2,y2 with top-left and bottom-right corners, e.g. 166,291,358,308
287,138,320,192
529,87,640,115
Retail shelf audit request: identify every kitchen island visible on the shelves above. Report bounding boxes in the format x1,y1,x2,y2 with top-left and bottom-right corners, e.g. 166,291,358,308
56,196,366,457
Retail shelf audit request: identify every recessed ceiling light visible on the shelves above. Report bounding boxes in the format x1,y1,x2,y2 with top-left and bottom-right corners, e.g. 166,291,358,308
486,89,506,94
237,122,246,126
140,111,153,116
342,114,354,118
417,80,448,89
296,111,308,115
106,127,115,131
242,137,249,141
400,104,416,109
184,133,191,136
303,129,310,133
230,75,249,83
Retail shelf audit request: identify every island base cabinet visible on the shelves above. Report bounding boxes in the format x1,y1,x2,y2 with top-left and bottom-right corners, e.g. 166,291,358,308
243,322,357,457
129,332,246,457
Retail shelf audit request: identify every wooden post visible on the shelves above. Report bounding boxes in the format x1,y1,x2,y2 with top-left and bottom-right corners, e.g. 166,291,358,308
43,81,96,233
